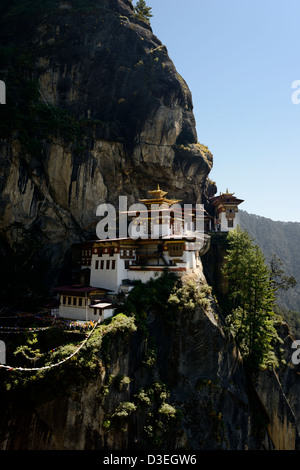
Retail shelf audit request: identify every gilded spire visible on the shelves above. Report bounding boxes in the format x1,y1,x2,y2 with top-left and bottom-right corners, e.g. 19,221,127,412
139,184,182,206
148,184,168,199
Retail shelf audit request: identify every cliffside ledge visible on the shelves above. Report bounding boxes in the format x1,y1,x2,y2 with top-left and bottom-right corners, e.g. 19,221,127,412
0,0,300,452
0,0,214,299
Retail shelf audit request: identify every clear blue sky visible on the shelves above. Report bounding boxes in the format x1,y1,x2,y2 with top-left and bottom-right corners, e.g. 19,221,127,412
143,0,300,222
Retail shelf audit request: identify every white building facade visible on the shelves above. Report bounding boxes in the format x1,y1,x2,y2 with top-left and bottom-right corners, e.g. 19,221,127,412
54,186,244,322
53,285,114,322
210,190,244,232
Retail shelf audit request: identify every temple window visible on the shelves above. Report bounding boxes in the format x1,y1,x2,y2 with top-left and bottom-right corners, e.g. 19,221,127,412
168,244,183,257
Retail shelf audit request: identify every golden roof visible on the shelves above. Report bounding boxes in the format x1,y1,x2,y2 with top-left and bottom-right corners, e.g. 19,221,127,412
210,189,244,207
139,184,182,206
148,184,168,199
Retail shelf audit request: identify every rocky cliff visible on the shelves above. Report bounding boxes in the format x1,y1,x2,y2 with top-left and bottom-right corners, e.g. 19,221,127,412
1,0,300,452
0,273,274,450
1,268,300,451
0,0,215,300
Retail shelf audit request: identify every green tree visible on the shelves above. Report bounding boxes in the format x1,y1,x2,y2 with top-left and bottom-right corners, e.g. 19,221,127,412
134,0,153,25
270,254,297,292
223,227,281,370
222,227,254,311
14,334,43,365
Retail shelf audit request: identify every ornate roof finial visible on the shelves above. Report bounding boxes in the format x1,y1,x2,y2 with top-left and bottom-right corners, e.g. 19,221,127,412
140,184,182,206
148,184,167,199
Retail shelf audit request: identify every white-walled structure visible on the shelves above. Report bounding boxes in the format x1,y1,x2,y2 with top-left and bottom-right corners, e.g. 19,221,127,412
210,190,244,232
80,236,209,295
54,185,243,322
53,285,114,322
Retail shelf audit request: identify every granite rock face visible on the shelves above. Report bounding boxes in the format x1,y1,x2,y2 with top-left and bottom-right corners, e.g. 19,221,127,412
1,0,300,452
0,290,273,450
0,0,214,297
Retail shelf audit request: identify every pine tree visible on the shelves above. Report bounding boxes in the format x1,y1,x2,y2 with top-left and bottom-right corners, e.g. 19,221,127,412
270,254,297,292
223,227,254,311
134,0,153,25
223,227,281,370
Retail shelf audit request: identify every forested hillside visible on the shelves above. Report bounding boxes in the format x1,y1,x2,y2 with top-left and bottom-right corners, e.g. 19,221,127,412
239,210,300,316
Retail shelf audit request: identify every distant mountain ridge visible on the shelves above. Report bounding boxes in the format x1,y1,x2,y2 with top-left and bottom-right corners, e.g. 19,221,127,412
239,210,300,312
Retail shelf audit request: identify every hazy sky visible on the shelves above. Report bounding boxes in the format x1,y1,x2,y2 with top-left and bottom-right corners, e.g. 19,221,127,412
146,0,300,222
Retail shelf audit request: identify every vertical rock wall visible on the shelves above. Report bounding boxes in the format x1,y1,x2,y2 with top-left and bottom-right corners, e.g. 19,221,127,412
0,0,214,298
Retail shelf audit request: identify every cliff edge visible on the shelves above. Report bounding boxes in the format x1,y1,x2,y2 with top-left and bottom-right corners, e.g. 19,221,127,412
1,0,300,452
0,0,214,299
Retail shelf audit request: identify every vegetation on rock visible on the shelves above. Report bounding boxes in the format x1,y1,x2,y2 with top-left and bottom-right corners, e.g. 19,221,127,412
133,0,153,25
223,227,283,370
239,210,300,312
0,313,137,396
119,269,212,330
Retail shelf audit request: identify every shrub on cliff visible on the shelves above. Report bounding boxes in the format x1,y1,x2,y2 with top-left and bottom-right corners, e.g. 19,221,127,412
133,0,153,25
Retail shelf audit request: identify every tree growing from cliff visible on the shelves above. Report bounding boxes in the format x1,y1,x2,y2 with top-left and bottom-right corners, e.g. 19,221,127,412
223,227,282,370
134,0,153,25
270,254,297,292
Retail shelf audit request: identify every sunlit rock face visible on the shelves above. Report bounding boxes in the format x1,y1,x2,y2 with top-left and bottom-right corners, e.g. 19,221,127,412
0,0,214,296
1,2,300,453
